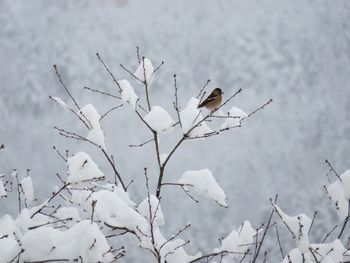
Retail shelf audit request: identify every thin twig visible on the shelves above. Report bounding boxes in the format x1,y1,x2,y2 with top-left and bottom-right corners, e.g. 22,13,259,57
338,199,350,239
275,224,284,259
84,86,121,100
53,65,80,110
100,104,123,121
196,79,211,99
325,159,342,181
96,53,122,93
129,138,154,148
308,211,318,235
322,225,338,243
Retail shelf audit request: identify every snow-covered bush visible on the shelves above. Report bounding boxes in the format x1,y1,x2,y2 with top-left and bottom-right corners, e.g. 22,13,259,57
0,50,349,262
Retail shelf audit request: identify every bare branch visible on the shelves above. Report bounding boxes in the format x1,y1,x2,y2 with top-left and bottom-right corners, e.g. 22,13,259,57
153,61,165,76
129,138,154,148
173,74,182,129
322,225,338,243
196,79,211,99
53,64,80,110
252,195,278,262
308,211,318,235
275,224,284,259
120,63,144,83
96,53,122,93
52,146,67,162
159,223,191,252
338,199,350,239
84,86,121,100
99,104,123,121
325,159,342,181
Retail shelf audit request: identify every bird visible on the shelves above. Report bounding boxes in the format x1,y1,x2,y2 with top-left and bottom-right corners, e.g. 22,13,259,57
197,88,223,111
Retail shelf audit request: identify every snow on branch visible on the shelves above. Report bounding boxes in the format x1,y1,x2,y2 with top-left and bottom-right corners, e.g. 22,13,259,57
180,97,213,138
178,169,227,207
144,106,175,133
118,79,138,109
324,169,350,220
67,152,104,184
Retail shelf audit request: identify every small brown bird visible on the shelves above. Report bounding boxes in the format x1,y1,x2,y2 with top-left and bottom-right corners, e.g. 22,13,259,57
197,88,223,111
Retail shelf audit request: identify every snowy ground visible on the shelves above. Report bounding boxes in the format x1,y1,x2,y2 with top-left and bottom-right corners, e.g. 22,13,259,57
1,0,350,261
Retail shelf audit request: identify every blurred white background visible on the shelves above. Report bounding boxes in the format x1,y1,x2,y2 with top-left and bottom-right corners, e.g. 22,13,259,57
1,0,350,261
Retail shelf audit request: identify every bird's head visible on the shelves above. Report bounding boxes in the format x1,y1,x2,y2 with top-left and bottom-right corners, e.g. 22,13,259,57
212,88,223,96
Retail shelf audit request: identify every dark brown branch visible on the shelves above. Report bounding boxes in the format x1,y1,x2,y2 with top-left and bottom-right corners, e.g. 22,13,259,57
252,195,278,263
338,199,350,239
142,57,152,111
52,146,67,162
100,104,123,121
164,240,190,259
129,138,154,148
308,211,318,235
120,64,144,83
96,53,122,93
309,247,320,263
55,127,126,191
30,183,70,218
153,61,165,76
173,74,182,129
325,159,341,181
159,224,191,252
271,200,296,239
275,224,284,259
190,250,252,263
196,79,211,99
322,225,338,243
53,64,80,110
84,86,121,100
49,95,90,130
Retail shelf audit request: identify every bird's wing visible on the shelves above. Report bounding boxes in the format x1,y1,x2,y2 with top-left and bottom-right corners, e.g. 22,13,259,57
198,94,217,108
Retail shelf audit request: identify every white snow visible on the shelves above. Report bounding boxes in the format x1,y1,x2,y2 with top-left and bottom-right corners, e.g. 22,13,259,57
20,176,34,204
281,248,311,263
55,207,81,223
21,220,114,262
78,104,106,150
138,195,165,226
179,97,213,138
274,205,311,252
84,190,148,234
144,106,174,133
0,178,6,197
325,169,350,220
221,106,248,129
87,127,106,150
92,183,137,207
0,236,20,263
282,239,346,263
118,79,139,109
310,239,346,263
50,96,69,111
178,169,227,207
160,153,168,165
134,58,154,84
214,220,256,257
67,152,104,184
